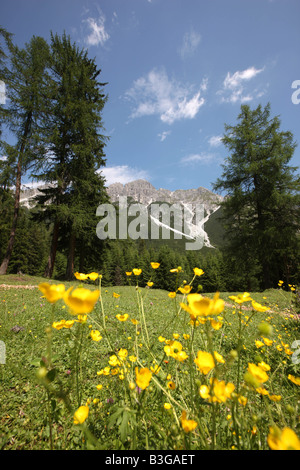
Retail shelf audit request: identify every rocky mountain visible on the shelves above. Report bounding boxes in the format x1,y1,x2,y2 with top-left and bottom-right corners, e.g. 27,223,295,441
106,179,224,250
20,179,224,250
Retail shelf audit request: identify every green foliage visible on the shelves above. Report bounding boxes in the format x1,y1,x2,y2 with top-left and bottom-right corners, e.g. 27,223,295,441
213,103,300,290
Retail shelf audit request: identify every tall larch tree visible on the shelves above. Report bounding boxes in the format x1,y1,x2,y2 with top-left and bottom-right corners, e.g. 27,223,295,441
213,103,300,290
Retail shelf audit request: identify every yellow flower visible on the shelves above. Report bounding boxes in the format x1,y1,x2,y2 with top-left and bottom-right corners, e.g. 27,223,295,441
116,313,129,322
64,287,100,314
125,272,132,276
288,374,300,386
167,381,176,390
180,411,197,433
178,285,192,294
90,330,102,342
164,340,188,362
118,348,128,361
158,336,166,342
113,292,120,298
181,292,224,318
96,384,103,390
262,337,273,346
252,300,269,312
229,292,252,304
194,351,215,375
150,364,161,374
74,272,88,281
212,378,235,403
39,283,65,304
150,262,160,269
269,394,282,402
238,395,248,406
147,281,154,287
109,355,121,367
77,314,88,323
164,403,172,410
132,268,142,276
247,363,269,384
213,351,225,364
52,319,75,330
135,367,152,390
73,405,89,425
268,426,300,450
87,272,99,281
129,355,137,362
193,268,204,276
255,340,264,348
210,318,223,330
258,361,271,371
168,292,176,298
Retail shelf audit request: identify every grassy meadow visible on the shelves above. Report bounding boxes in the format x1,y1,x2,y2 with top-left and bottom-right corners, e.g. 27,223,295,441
0,269,299,450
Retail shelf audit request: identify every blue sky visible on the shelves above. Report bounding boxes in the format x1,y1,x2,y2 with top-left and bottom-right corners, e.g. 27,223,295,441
1,0,300,193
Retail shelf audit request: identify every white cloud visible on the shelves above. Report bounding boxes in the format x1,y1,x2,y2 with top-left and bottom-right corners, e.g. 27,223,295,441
178,28,201,59
180,153,216,165
84,14,110,47
208,135,223,147
158,130,171,142
125,68,205,124
218,66,265,104
100,165,150,186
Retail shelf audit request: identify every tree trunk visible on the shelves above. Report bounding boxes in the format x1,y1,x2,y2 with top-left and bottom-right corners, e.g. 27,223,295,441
65,231,76,281
44,221,60,278
0,157,22,275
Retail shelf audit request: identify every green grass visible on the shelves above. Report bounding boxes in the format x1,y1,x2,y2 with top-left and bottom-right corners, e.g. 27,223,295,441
0,274,299,450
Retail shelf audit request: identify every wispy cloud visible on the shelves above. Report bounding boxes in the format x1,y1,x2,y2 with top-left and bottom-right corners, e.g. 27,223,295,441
208,135,223,148
83,13,110,47
158,130,171,142
218,66,265,104
180,153,217,166
178,28,201,59
100,165,150,186
125,68,205,124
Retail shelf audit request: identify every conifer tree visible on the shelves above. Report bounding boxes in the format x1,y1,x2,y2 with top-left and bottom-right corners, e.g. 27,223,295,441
213,103,300,289
35,32,108,279
0,35,50,274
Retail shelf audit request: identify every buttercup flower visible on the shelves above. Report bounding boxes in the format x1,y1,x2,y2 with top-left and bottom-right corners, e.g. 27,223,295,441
267,426,300,450
252,300,270,312
90,330,102,342
229,292,252,304
132,269,142,276
164,340,188,362
116,313,129,322
180,411,197,433
181,292,224,317
193,268,204,276
150,262,160,269
73,405,89,425
39,283,65,304
87,272,99,281
52,319,75,330
135,367,152,390
194,351,215,375
168,292,176,299
247,363,269,384
288,374,300,386
74,272,88,281
64,287,100,314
